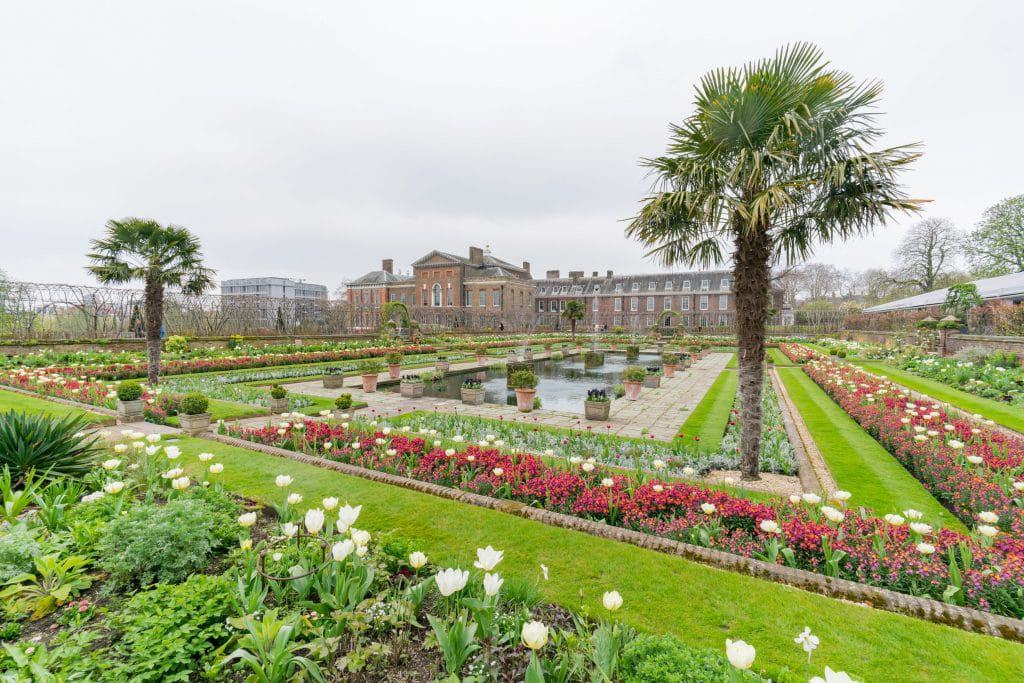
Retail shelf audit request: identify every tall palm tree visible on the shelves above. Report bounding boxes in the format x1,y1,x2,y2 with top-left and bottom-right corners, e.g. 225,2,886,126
87,218,215,384
562,299,586,340
626,43,923,480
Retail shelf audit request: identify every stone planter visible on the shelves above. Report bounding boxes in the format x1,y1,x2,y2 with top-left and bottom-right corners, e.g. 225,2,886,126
623,380,642,401
583,352,604,368
323,374,346,389
388,364,401,379
361,374,379,393
178,412,212,435
514,388,536,412
461,386,485,405
584,399,610,421
400,381,424,398
663,364,677,378
116,399,145,423
643,374,661,389
434,360,450,373
268,397,289,413
523,349,533,360
506,352,518,362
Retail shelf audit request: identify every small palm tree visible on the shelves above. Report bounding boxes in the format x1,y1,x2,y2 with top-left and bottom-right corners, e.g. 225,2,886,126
627,44,923,479
562,299,586,340
87,218,214,384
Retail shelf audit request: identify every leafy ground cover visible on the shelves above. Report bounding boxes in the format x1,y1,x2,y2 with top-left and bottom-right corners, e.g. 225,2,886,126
896,352,1024,406
180,435,1024,680
677,367,738,450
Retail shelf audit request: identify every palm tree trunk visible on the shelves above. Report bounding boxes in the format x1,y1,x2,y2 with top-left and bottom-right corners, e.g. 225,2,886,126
144,279,164,385
733,227,771,481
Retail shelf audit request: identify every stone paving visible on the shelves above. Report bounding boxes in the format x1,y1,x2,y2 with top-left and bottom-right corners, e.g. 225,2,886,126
260,352,732,441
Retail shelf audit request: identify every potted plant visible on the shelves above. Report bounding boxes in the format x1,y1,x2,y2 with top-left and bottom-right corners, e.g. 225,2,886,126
622,366,645,400
334,394,353,417
322,366,347,389
434,355,450,373
177,392,211,434
688,345,702,361
399,373,425,398
476,345,489,366
643,366,662,388
625,344,640,360
359,359,385,392
523,346,534,361
583,351,604,368
661,352,679,378
584,388,611,420
508,369,538,412
115,380,145,422
506,348,518,362
385,351,403,379
460,377,485,405
268,384,289,413
680,352,692,369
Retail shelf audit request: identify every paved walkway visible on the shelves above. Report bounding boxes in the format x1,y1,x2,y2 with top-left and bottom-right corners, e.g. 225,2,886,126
253,352,732,441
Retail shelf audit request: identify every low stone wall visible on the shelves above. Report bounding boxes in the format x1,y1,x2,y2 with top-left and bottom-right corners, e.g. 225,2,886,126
944,333,1024,361
203,431,1024,642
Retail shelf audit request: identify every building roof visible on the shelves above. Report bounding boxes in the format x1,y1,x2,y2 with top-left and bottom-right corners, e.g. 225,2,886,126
533,270,734,295
412,249,530,278
863,271,1024,313
348,270,413,286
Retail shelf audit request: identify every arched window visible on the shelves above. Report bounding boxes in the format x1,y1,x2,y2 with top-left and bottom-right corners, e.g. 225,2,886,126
432,283,442,307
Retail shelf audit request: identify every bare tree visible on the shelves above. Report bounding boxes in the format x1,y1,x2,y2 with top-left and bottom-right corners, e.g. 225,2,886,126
892,218,961,292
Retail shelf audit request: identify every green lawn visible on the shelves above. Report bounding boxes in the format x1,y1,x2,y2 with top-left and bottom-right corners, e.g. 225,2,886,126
0,388,111,424
162,398,268,427
677,367,737,450
852,360,1024,433
173,435,1023,681
767,347,794,366
776,368,963,530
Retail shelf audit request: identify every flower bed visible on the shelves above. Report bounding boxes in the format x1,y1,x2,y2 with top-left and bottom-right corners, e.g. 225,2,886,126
897,353,1024,405
781,344,1024,538
224,417,1024,619
718,381,797,475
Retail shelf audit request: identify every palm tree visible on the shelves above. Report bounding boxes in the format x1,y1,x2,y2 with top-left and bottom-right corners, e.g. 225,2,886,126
626,44,923,480
87,218,215,384
562,299,586,340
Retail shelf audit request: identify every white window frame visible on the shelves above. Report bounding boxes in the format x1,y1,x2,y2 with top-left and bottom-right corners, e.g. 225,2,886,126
630,297,638,312
664,297,672,310
664,281,673,291
719,294,728,310
614,298,622,312
646,296,654,312
700,279,710,291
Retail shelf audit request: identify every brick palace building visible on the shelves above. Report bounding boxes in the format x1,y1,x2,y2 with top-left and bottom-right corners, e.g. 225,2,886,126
347,246,791,332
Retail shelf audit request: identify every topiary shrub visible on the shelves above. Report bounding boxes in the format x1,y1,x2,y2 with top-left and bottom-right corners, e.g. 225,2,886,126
178,393,209,415
508,369,538,389
385,351,403,365
97,498,226,588
335,394,353,410
269,384,287,400
163,335,189,353
116,381,143,402
623,366,647,383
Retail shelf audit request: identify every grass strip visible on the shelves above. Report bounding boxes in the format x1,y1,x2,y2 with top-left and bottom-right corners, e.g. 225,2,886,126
0,388,111,424
776,368,964,530
851,360,1024,434
676,367,737,450
175,435,1024,681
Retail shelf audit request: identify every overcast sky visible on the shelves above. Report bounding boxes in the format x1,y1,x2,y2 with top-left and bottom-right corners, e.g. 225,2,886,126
2,1,1021,292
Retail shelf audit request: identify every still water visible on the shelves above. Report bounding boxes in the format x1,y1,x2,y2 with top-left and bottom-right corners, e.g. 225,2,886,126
387,352,663,412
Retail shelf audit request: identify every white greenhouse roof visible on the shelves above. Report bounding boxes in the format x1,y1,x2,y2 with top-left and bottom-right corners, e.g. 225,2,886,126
864,271,1024,313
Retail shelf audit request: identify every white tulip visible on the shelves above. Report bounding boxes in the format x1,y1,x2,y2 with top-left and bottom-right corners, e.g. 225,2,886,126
794,626,819,653
304,508,326,534
725,639,756,670
809,666,855,683
521,620,548,650
788,494,801,505
171,476,190,491
322,497,339,510
978,511,999,524
113,444,128,454
287,493,303,505
238,512,257,527
483,572,504,596
493,467,504,476
275,475,293,488
820,506,845,524
146,434,161,443
909,522,932,536
197,452,214,462
830,490,851,503
916,542,935,555
581,462,595,473
700,503,716,515
902,509,923,520
209,463,224,474
332,539,355,561
282,522,299,538
602,590,623,611
409,551,427,569
164,446,181,460
102,459,122,470
145,446,160,456
474,545,504,571
601,477,614,488
802,493,821,505
978,525,999,538
103,481,125,494
884,514,905,526
759,519,781,534
350,528,371,547
337,504,362,531
435,568,470,596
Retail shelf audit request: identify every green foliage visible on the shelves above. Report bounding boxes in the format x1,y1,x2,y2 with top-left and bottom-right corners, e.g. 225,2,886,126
508,369,538,389
0,524,41,584
384,351,403,365
962,194,1024,277
619,633,763,682
943,283,983,320
625,345,640,359
269,384,287,400
613,383,626,398
220,609,325,683
178,392,209,415
116,381,144,401
227,334,244,350
164,335,189,353
107,574,234,682
0,554,93,620
358,359,385,375
96,498,223,588
334,394,352,410
661,352,679,365
623,366,646,383
0,412,102,484
428,614,479,678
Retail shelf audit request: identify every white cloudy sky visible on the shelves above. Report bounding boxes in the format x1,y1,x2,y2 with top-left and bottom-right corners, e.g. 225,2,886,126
2,1,1020,291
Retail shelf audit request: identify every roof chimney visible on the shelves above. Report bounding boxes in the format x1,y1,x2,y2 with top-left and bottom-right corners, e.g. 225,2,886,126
546,269,560,279
569,270,584,280
469,246,484,265
606,270,613,278
522,261,530,273
592,271,598,277
382,259,393,274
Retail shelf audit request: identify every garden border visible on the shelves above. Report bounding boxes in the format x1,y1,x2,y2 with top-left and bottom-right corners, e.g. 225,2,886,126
202,430,1024,642
771,368,838,495
0,384,118,420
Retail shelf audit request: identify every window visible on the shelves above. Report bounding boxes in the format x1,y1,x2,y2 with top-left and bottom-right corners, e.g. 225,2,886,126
432,283,442,306
665,281,673,291
560,300,566,312
719,294,728,310
700,279,710,291
682,280,691,291
700,315,709,326
560,286,569,294
614,298,622,312
646,297,654,312
721,277,730,290
631,282,640,292
699,295,708,310
492,290,501,307
446,283,452,306
401,292,407,304
718,314,728,326
593,286,601,294
538,300,546,312
592,297,598,312
664,297,672,310
479,290,486,307
648,281,656,291
421,285,428,306
614,283,623,293
613,315,621,326
646,316,653,326
539,286,547,294
630,297,638,311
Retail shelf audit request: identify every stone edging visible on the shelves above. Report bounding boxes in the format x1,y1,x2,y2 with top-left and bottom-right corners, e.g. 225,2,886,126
771,368,838,495
0,384,118,422
769,369,822,495
202,431,1024,642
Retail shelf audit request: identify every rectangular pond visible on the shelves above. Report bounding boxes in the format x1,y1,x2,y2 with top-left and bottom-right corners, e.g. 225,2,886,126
386,352,663,413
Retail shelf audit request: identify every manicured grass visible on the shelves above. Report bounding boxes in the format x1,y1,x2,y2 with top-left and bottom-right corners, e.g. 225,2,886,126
852,360,1024,434
677,367,737,450
174,435,1024,681
725,353,738,369
162,398,267,427
776,368,964,530
0,388,111,424
767,347,794,366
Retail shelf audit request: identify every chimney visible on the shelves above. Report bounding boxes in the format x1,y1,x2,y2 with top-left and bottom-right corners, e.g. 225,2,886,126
522,261,530,273
569,270,584,280
382,259,393,274
606,270,613,278
592,271,598,277
546,269,560,279
469,246,484,265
